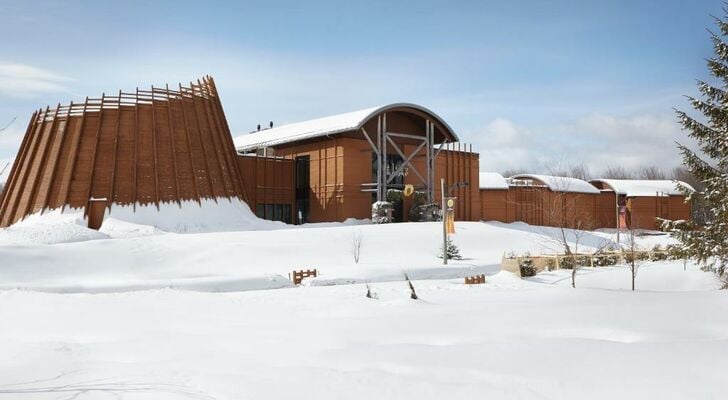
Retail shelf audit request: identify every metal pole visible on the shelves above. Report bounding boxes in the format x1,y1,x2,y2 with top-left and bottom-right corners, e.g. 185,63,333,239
441,178,447,265
616,194,620,243
376,116,382,202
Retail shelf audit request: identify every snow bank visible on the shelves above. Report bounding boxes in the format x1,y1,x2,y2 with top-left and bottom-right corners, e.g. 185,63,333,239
0,264,724,400
103,197,284,233
0,274,293,294
0,209,107,245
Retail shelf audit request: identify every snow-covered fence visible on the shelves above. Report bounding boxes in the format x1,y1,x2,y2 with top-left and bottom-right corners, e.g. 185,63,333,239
290,269,318,285
502,249,673,278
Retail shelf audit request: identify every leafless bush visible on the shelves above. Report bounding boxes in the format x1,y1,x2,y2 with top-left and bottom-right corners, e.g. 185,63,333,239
351,230,363,263
601,165,634,179
622,228,642,291
637,165,667,180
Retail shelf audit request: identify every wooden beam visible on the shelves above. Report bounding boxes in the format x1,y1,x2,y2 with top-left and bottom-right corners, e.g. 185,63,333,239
150,86,160,209
198,78,234,201
165,84,182,207
22,103,61,220
107,91,123,210
189,81,217,202
132,88,139,210
0,110,38,225
179,83,201,205
40,101,74,212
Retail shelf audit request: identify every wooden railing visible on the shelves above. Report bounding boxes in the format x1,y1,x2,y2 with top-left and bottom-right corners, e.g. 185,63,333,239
290,269,318,285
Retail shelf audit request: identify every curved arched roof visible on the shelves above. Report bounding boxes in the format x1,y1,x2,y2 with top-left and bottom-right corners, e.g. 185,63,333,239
510,174,600,194
589,179,694,197
233,103,459,151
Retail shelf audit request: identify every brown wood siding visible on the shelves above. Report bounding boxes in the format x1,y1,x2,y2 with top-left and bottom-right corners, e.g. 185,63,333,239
0,76,247,228
237,155,294,213
595,191,617,228
480,190,508,222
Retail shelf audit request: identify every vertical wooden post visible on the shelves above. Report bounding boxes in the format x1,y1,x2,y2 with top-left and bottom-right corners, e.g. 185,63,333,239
132,88,139,210
442,178,447,265
40,101,74,213
164,84,182,207
206,76,249,202
189,81,217,203
107,91,123,210
196,79,230,199
179,83,201,205
150,86,160,210
200,78,241,201
0,110,39,225
21,104,61,220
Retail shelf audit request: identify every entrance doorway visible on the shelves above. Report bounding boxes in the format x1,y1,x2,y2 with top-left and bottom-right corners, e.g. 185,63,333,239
295,156,310,224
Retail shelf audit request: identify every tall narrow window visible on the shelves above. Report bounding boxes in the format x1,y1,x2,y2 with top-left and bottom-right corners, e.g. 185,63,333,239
295,156,310,224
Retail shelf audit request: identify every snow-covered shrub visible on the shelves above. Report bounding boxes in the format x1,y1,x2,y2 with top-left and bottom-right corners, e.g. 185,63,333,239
666,244,688,260
546,257,556,271
371,201,393,224
559,255,589,269
409,203,441,222
594,254,619,266
519,258,537,277
651,245,668,261
559,256,575,270
386,189,403,203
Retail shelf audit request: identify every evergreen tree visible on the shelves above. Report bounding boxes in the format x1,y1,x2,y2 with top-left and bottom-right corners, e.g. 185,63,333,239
666,9,728,277
438,238,463,260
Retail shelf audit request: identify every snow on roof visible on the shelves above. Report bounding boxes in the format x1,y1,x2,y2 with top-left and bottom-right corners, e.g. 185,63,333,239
509,174,600,194
589,179,695,197
233,103,458,151
479,172,508,190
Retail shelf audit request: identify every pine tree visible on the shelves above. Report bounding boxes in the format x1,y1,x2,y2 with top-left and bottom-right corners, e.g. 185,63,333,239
666,8,728,277
438,238,463,260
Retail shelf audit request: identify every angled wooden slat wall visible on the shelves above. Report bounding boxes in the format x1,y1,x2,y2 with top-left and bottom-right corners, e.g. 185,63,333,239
0,76,248,228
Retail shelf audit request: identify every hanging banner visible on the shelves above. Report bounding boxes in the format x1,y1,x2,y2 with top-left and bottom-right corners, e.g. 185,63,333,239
447,211,456,234
446,197,456,234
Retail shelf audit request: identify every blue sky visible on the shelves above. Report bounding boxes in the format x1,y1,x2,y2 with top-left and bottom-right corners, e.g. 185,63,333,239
0,0,720,174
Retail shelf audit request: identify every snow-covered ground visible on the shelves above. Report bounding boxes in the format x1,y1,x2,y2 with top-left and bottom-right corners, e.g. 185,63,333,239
0,210,673,293
0,214,725,399
0,263,725,400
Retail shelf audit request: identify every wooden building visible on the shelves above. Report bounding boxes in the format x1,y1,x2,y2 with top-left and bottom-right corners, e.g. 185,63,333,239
0,75,695,231
0,77,247,228
479,173,610,229
233,104,480,224
503,174,601,228
479,172,509,222
589,179,693,230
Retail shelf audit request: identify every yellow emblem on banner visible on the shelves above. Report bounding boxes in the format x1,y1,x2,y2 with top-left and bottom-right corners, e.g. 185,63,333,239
404,184,415,197
447,212,456,234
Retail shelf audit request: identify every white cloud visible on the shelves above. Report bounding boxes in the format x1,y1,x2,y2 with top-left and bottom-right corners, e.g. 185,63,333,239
465,112,692,176
0,63,73,98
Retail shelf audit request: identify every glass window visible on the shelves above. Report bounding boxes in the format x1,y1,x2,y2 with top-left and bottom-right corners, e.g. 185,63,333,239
274,204,282,221
256,204,264,218
281,204,292,224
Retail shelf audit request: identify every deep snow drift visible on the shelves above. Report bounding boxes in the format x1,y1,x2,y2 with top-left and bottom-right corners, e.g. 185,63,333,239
0,212,725,399
0,213,674,293
0,263,724,400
